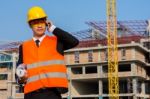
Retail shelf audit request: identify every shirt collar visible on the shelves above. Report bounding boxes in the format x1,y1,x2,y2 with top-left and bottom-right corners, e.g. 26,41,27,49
33,34,46,43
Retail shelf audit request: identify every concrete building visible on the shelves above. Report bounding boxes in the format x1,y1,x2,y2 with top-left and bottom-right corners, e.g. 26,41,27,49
0,20,150,99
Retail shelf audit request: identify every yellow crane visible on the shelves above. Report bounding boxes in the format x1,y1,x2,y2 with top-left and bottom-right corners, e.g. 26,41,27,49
106,0,119,98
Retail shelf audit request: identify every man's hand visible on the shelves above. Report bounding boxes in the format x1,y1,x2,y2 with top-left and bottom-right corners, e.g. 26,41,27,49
46,20,53,32
16,64,28,83
18,76,27,84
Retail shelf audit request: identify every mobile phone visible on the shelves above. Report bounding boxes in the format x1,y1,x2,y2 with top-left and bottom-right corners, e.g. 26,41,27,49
46,21,51,32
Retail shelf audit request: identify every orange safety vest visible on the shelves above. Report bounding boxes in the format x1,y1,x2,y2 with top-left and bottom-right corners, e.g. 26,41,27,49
22,35,68,94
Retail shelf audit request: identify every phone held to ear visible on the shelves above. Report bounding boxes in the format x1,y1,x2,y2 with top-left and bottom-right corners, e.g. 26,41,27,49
46,20,52,32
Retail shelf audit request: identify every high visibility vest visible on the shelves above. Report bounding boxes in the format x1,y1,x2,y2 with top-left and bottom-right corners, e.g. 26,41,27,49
22,35,68,94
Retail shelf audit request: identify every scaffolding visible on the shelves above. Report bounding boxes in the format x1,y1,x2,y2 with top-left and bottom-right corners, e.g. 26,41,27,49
72,20,148,48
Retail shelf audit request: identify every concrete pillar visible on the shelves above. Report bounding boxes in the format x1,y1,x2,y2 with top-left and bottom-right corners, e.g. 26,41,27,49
12,53,17,82
7,78,12,99
7,53,17,99
127,78,132,93
131,63,136,76
67,68,72,99
97,65,102,78
98,48,101,62
12,85,16,98
131,48,135,60
68,80,72,99
141,81,145,95
83,66,85,74
100,65,103,76
67,67,71,80
132,78,137,99
99,80,103,95
99,80,103,99
100,65,103,75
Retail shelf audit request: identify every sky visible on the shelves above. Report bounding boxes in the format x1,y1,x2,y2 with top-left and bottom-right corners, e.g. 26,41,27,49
0,0,150,41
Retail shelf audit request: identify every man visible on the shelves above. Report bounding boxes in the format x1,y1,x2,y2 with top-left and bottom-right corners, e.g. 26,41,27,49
16,6,79,99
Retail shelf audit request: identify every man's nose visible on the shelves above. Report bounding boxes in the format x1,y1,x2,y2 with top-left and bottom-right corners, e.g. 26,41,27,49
37,23,45,27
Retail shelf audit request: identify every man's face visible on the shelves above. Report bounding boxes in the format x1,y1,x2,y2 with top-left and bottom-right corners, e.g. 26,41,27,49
29,19,46,37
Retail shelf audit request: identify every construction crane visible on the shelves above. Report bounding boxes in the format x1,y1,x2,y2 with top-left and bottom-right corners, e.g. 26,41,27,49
106,0,119,99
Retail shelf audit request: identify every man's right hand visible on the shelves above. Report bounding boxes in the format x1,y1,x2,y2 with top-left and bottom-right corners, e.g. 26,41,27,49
18,76,27,84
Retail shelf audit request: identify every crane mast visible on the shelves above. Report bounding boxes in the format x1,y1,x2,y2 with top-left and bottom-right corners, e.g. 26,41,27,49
106,0,119,98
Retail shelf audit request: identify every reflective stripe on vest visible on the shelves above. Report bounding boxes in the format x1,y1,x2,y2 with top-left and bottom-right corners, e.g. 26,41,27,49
27,72,67,83
27,60,65,69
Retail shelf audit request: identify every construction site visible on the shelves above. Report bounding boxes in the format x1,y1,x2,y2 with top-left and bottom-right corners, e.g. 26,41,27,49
0,0,150,99
0,19,149,99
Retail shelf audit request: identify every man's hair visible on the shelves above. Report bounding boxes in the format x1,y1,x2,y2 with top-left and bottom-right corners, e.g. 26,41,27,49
28,17,47,27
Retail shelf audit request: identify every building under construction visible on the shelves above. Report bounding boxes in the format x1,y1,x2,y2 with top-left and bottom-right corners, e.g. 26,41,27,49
0,20,149,99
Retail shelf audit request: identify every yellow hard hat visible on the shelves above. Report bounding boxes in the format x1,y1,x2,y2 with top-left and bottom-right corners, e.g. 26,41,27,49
27,6,47,22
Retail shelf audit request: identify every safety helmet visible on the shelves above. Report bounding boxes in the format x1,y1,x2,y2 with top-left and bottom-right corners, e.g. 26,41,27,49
27,6,47,22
